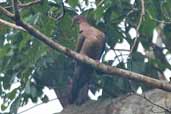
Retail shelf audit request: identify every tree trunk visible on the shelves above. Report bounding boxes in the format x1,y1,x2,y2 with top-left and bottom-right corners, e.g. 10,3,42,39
60,89,171,114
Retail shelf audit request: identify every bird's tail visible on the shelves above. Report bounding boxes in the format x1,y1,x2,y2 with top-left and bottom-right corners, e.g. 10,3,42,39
69,62,93,104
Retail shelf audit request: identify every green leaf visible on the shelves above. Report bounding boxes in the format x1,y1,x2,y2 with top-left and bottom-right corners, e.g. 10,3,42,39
1,104,8,111
127,52,145,74
25,80,31,95
30,85,37,98
57,14,77,48
0,46,9,59
68,0,79,7
140,16,156,37
94,6,105,20
7,88,17,100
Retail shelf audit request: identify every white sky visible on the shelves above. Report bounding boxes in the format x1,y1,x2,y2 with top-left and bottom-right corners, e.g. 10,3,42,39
0,0,5,3
17,87,63,114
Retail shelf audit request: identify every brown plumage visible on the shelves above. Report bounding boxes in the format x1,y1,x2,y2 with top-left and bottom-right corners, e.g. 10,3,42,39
70,15,106,104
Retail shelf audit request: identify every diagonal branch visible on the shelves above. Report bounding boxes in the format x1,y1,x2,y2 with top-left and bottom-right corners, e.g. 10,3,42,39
129,0,145,56
1,5,171,92
15,21,171,92
0,18,25,31
0,6,15,19
18,0,42,8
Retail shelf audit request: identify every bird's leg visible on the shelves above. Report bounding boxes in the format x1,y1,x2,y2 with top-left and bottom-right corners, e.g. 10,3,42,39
95,59,100,64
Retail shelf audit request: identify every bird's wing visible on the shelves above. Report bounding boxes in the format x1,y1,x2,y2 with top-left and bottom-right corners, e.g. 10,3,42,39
75,35,85,52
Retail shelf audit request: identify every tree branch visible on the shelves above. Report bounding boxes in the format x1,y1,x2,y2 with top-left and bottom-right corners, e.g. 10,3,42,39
0,18,25,31
18,0,41,8
56,0,65,21
5,0,42,9
15,22,171,92
147,10,171,24
1,5,171,92
0,6,15,19
12,0,21,24
129,0,145,56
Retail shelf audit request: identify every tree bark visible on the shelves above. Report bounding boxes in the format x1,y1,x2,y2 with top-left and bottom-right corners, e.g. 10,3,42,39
60,89,171,114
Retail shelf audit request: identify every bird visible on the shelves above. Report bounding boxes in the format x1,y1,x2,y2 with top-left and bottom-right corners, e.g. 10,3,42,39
69,15,106,104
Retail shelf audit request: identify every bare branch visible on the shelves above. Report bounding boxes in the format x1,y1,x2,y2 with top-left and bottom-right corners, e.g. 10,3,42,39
48,0,65,21
113,50,121,63
129,0,145,56
1,3,171,93
136,93,171,113
5,0,42,9
0,6,14,19
56,1,65,20
136,0,145,31
0,18,25,31
114,49,130,52
15,21,171,92
19,0,41,8
147,10,171,24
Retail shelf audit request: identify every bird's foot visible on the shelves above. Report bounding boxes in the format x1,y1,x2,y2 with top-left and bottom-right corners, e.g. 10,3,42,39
95,60,100,64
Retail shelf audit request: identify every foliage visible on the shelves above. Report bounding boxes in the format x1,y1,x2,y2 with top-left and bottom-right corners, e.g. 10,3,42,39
0,0,171,113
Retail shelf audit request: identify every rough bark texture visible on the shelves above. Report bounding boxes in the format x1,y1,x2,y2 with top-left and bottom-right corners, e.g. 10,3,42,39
60,89,171,114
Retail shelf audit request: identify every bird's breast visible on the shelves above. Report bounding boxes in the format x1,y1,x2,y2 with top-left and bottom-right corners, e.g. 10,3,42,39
80,38,104,59
79,25,105,59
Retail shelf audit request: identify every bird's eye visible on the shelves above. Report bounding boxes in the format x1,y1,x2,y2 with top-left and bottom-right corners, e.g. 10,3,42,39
79,30,83,33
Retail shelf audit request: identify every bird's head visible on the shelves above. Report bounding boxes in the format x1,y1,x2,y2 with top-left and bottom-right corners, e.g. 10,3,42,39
72,15,87,24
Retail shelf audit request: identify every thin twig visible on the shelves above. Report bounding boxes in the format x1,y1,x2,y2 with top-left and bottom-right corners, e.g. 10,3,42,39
56,0,65,21
19,0,41,8
0,6,14,19
0,18,25,31
129,0,145,56
114,49,130,52
136,0,145,31
5,0,42,9
113,54,129,64
48,0,65,21
147,10,171,24
96,0,104,7
113,50,121,63
136,93,171,113
126,8,139,17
